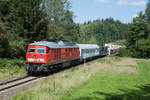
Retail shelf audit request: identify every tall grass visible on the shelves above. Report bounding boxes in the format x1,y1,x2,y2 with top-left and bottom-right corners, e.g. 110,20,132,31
61,60,150,100
0,58,26,80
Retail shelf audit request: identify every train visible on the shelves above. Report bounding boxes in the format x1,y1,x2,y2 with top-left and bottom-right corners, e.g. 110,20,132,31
25,40,109,74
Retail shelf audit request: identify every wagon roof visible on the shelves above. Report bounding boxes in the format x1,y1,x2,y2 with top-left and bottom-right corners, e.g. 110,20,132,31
29,40,79,48
77,44,99,49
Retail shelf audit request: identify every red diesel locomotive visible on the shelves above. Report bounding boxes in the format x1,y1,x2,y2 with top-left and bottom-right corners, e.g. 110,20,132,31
25,40,80,74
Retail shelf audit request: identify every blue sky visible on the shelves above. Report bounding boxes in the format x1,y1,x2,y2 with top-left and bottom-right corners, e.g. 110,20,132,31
69,0,148,23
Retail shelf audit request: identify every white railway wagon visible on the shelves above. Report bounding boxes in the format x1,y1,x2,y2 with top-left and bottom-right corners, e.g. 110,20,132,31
77,44,100,60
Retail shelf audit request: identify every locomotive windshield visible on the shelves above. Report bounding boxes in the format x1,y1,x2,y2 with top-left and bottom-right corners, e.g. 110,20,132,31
29,47,35,53
37,47,45,53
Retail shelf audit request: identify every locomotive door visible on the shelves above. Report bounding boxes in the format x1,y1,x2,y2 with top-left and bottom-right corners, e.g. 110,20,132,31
51,49,54,63
46,48,51,63
61,48,66,61
57,49,61,61
53,49,61,62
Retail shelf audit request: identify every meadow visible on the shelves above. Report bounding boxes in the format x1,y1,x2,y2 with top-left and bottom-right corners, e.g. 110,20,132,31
61,60,150,100
10,56,150,100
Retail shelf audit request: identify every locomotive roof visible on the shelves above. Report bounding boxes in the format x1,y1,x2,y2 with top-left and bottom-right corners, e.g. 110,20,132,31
29,40,79,48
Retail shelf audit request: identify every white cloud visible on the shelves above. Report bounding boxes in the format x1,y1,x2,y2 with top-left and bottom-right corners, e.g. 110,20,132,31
107,5,113,8
96,0,110,3
132,13,138,18
131,1,146,6
117,0,146,6
117,0,128,5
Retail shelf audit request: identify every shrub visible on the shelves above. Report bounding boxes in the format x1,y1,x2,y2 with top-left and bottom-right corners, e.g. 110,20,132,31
117,48,130,57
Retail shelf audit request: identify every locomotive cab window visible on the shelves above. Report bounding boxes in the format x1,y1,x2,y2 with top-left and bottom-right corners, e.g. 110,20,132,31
29,47,35,53
37,47,45,53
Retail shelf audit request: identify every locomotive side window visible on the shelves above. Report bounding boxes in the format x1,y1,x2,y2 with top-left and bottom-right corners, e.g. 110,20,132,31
47,48,50,53
65,48,67,52
69,48,72,52
54,49,56,53
29,47,35,53
51,49,53,53
37,47,45,53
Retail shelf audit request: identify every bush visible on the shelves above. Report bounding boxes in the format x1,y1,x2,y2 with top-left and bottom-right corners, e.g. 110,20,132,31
9,38,27,59
0,58,25,68
117,48,130,57
0,26,10,58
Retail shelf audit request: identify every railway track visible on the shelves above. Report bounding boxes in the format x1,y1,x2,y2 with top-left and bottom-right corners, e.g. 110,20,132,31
0,65,71,95
0,75,29,86
0,75,43,100
0,75,40,92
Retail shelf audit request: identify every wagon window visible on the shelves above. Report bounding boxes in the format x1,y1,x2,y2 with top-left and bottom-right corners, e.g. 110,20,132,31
37,47,45,53
29,47,35,53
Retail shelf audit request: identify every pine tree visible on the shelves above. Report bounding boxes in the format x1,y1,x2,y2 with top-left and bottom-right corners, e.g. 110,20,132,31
126,12,150,58
0,23,10,58
0,0,48,58
7,0,47,41
145,0,150,37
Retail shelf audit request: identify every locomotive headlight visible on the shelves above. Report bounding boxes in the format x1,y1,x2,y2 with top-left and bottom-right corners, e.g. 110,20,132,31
38,59,44,62
28,58,44,62
28,58,34,61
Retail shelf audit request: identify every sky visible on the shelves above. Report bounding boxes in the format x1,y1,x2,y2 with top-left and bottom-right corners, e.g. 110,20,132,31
69,0,148,23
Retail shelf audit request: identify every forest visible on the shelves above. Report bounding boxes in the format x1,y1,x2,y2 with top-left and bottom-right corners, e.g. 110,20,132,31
0,0,150,59
119,0,150,58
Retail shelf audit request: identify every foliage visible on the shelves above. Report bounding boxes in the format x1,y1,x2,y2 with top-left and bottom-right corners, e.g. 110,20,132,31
0,23,10,58
0,0,48,58
0,58,25,68
45,0,77,40
0,58,25,80
7,0,47,41
126,9,150,58
78,18,128,45
117,48,130,57
2,0,150,59
145,0,150,34
0,0,78,58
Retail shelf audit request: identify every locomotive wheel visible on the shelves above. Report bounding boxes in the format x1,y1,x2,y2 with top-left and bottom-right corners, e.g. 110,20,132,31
27,70,32,75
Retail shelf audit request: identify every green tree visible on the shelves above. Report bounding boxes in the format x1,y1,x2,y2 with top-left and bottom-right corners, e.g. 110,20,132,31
78,18,128,45
145,0,150,37
0,23,10,58
126,12,150,58
45,0,76,40
0,0,48,58
7,0,47,41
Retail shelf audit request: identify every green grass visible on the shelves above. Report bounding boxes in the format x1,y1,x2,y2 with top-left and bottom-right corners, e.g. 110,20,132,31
0,58,26,81
9,57,150,100
61,60,150,100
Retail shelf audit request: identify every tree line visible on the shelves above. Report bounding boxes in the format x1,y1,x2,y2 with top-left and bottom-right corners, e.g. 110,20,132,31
121,0,150,58
0,0,127,59
78,18,128,45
